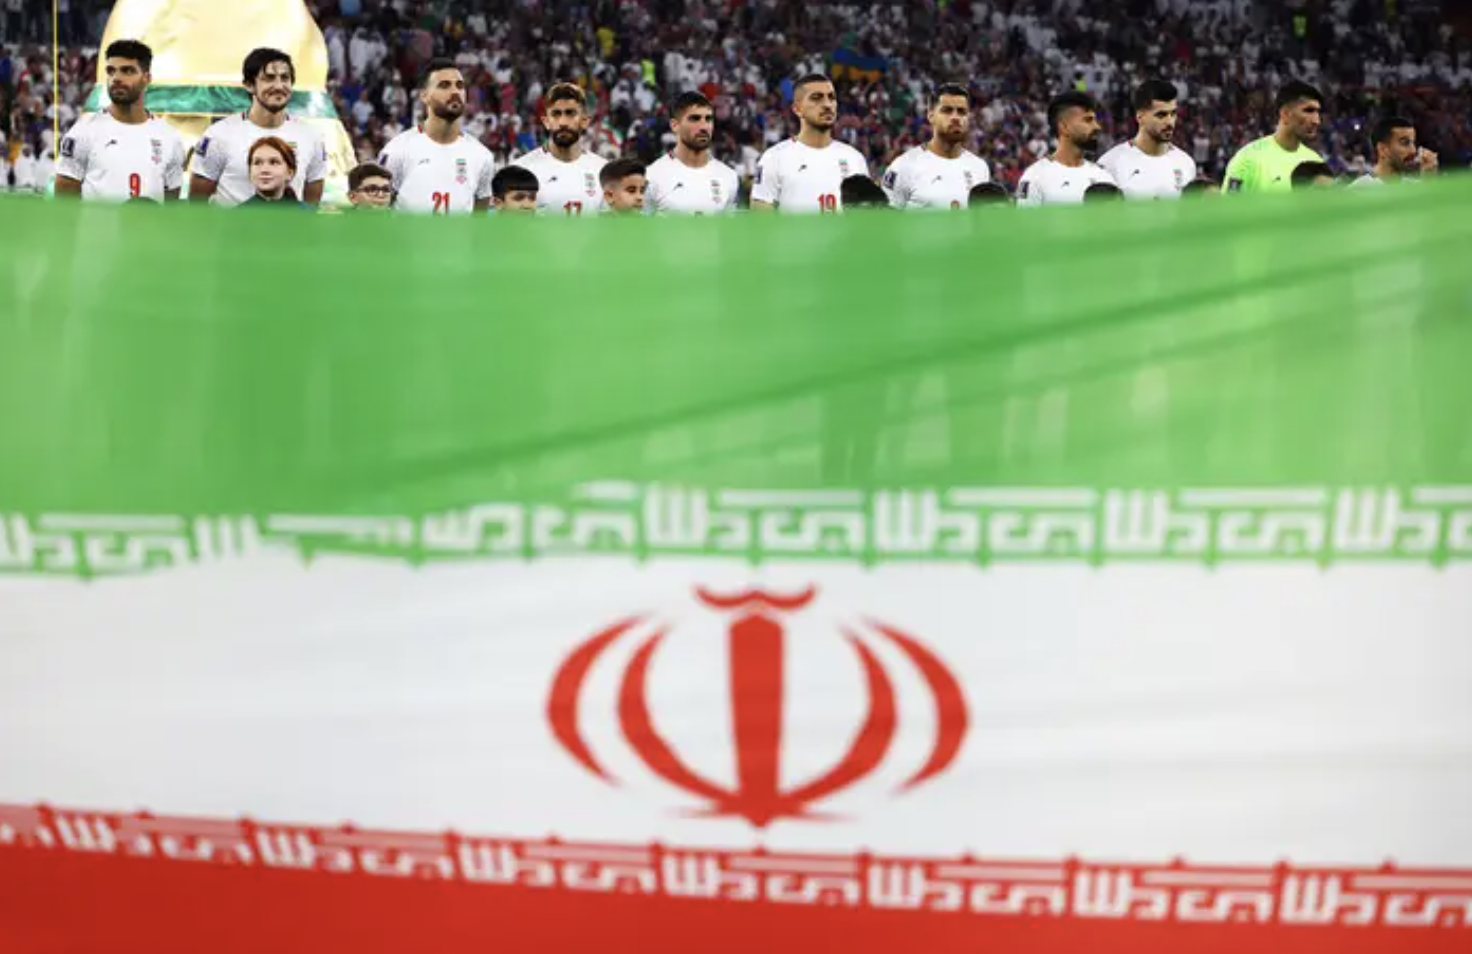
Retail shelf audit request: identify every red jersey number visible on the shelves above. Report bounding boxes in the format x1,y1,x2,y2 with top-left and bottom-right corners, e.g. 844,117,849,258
564,201,583,216
129,173,142,198
432,191,451,215
818,193,838,214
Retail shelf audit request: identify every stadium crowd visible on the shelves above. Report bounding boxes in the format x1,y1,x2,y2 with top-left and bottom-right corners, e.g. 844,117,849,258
2,0,1469,195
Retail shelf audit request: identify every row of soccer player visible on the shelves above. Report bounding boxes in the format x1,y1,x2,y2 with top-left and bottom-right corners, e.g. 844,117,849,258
55,41,1439,213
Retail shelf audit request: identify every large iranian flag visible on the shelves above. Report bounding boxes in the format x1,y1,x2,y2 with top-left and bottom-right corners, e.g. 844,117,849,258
1,189,1470,952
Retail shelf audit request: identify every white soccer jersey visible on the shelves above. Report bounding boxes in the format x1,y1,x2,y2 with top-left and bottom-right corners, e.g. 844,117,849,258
750,138,869,213
193,112,328,207
378,126,495,214
643,153,740,215
1016,156,1116,207
1348,174,1387,189
1097,141,1198,200
882,145,991,210
56,111,185,202
510,146,607,216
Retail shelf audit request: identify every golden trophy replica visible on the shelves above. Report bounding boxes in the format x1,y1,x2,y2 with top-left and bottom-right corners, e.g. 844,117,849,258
89,0,356,203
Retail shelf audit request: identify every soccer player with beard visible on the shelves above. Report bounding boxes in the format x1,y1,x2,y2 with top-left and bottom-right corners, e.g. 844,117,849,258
882,83,991,210
750,73,868,213
1350,116,1438,188
1016,91,1116,206
1222,81,1323,195
190,48,327,207
1098,80,1197,200
55,39,185,202
377,59,495,214
644,92,739,214
511,82,607,216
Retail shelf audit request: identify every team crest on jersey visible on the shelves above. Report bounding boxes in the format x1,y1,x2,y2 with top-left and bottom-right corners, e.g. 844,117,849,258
710,178,722,203
964,170,975,187
455,158,468,185
584,172,597,197
1173,169,1184,188
150,139,163,165
838,159,851,177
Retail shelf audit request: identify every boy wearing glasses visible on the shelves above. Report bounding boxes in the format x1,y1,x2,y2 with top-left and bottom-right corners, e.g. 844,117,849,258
348,162,394,210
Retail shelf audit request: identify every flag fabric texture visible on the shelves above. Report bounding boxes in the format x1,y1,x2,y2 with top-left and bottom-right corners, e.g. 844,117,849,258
1,185,1471,953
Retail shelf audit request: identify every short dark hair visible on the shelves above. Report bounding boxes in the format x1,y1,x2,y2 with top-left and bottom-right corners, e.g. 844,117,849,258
492,165,539,199
1290,160,1335,188
243,48,295,86
1047,91,1097,136
1181,178,1217,195
671,91,713,118
793,73,833,99
1371,115,1414,146
419,57,461,89
1083,182,1124,202
1275,80,1323,111
840,174,888,209
600,158,647,188
348,162,391,192
545,82,585,110
104,39,152,72
931,83,971,107
968,181,1009,205
1132,80,1178,111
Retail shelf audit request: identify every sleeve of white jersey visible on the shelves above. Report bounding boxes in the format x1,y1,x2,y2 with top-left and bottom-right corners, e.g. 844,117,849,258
749,148,781,205
303,131,327,184
164,131,186,191
881,154,909,209
724,167,739,212
1016,165,1044,207
476,149,496,202
851,147,870,178
377,137,406,191
642,165,661,215
976,156,992,185
1183,152,1199,185
193,120,229,182
1096,147,1119,182
55,117,91,182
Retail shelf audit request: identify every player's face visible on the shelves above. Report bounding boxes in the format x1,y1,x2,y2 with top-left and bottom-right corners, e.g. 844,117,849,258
423,68,466,121
674,106,714,151
104,57,148,107
1380,126,1417,172
249,146,290,195
794,81,838,133
928,95,971,143
249,61,295,114
604,174,647,213
1284,98,1322,143
1138,99,1177,143
494,190,538,212
349,175,393,209
543,98,588,148
1063,106,1101,151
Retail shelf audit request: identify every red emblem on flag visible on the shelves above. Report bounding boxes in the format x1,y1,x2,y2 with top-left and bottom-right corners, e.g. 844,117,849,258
547,586,968,828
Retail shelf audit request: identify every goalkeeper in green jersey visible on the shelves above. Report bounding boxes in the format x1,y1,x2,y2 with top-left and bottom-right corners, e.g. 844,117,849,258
1222,81,1325,195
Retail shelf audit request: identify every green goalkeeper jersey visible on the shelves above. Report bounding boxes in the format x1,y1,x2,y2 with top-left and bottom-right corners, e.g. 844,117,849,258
1222,135,1324,194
